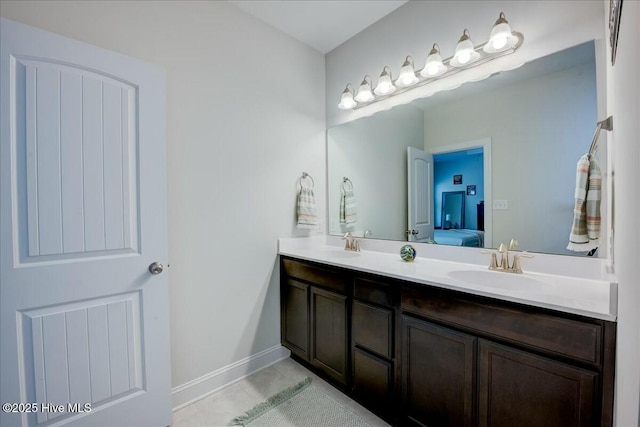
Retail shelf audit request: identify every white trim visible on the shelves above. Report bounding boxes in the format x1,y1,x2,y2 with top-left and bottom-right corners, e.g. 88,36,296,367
429,138,493,249
171,345,291,411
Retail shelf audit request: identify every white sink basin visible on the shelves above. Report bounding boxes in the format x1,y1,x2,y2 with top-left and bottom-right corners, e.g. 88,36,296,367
448,269,543,290
320,248,361,259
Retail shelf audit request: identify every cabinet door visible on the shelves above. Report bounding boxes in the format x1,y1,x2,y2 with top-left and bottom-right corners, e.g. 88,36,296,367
282,279,309,361
402,315,476,427
310,286,348,385
478,339,597,427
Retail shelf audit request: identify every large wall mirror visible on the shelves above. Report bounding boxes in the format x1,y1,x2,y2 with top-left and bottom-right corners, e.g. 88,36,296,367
328,40,607,257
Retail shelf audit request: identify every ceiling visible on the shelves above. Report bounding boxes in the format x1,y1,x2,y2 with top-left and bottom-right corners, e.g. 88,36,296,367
228,0,408,54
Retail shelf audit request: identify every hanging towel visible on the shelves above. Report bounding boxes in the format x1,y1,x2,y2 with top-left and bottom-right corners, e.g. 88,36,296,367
297,186,319,229
339,180,357,224
567,154,601,252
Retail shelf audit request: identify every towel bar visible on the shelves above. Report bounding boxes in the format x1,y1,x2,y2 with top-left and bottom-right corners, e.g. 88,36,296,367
589,116,613,154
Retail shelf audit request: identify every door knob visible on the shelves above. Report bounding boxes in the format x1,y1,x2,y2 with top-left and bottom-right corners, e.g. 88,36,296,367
148,262,164,275
404,229,419,236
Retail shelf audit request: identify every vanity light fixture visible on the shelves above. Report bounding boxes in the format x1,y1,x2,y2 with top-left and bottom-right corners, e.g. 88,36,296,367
374,66,396,96
420,43,447,78
396,56,419,87
338,84,357,109
354,75,375,103
337,11,523,110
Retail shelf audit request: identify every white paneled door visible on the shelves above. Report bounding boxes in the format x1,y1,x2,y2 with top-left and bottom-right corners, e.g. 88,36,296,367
0,19,171,426
407,147,434,243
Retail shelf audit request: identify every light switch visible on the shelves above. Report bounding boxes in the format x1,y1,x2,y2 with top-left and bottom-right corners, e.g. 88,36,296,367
493,200,509,210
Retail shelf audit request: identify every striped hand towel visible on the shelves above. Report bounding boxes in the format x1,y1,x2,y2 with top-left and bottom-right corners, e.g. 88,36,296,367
567,154,601,252
339,189,357,224
297,187,319,229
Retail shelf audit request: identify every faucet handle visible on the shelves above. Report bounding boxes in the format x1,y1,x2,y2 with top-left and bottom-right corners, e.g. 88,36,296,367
343,232,353,250
480,250,500,270
511,252,534,274
509,239,519,250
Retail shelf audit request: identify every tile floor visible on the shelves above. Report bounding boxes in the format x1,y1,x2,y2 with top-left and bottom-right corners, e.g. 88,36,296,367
172,357,391,427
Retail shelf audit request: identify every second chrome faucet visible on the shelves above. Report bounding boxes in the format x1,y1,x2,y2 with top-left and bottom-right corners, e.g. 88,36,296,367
482,239,534,274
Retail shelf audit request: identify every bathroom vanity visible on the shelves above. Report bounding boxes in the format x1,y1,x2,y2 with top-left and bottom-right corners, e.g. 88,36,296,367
279,237,616,427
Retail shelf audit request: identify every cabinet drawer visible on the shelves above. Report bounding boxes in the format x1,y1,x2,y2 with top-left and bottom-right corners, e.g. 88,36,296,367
352,348,392,416
282,258,348,294
354,277,395,307
353,301,393,359
401,286,602,365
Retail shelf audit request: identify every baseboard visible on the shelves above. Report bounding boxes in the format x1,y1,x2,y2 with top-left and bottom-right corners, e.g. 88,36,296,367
171,345,291,411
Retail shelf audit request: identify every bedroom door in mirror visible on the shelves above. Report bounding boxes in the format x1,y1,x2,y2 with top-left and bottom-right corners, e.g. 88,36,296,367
407,147,434,242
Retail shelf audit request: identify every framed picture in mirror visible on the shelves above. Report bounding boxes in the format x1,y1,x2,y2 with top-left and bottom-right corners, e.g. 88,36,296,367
609,0,623,65
467,185,476,196
453,174,462,185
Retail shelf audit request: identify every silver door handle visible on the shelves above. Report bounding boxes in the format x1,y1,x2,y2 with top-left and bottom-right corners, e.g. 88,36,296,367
148,262,164,275
405,229,419,235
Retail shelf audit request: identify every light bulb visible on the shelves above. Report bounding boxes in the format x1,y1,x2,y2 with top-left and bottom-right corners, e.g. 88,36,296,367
396,56,418,87
337,85,357,109
484,12,518,53
420,44,447,78
354,76,375,103
374,67,396,96
451,29,479,67
457,51,471,64
376,81,393,94
492,35,507,50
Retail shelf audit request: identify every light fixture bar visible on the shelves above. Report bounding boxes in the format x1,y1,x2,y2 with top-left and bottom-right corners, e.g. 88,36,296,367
350,32,523,109
337,13,525,110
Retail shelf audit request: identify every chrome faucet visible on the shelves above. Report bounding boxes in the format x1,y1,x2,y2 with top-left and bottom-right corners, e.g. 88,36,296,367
343,232,361,252
481,239,533,273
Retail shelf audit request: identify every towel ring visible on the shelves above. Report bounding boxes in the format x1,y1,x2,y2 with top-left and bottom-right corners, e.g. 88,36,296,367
341,177,353,193
298,172,314,189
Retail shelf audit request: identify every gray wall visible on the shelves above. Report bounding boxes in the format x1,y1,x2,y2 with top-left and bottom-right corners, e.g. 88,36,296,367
424,62,596,254
328,104,424,240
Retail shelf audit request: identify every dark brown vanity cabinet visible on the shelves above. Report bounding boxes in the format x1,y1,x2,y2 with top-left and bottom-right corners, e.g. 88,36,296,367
280,256,616,427
401,285,616,427
281,257,349,386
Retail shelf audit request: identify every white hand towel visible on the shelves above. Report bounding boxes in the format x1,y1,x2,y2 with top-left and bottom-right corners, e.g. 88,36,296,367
340,191,357,224
297,187,319,229
340,180,357,224
567,154,601,252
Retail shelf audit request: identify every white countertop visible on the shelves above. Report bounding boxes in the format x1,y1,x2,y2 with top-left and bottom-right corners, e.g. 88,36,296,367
279,236,617,322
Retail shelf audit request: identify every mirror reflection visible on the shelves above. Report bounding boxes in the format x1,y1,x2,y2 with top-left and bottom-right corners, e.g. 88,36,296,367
328,41,603,256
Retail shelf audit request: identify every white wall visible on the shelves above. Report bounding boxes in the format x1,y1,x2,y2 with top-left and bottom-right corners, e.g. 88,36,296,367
606,1,640,425
327,104,423,240
424,62,596,254
0,0,326,392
